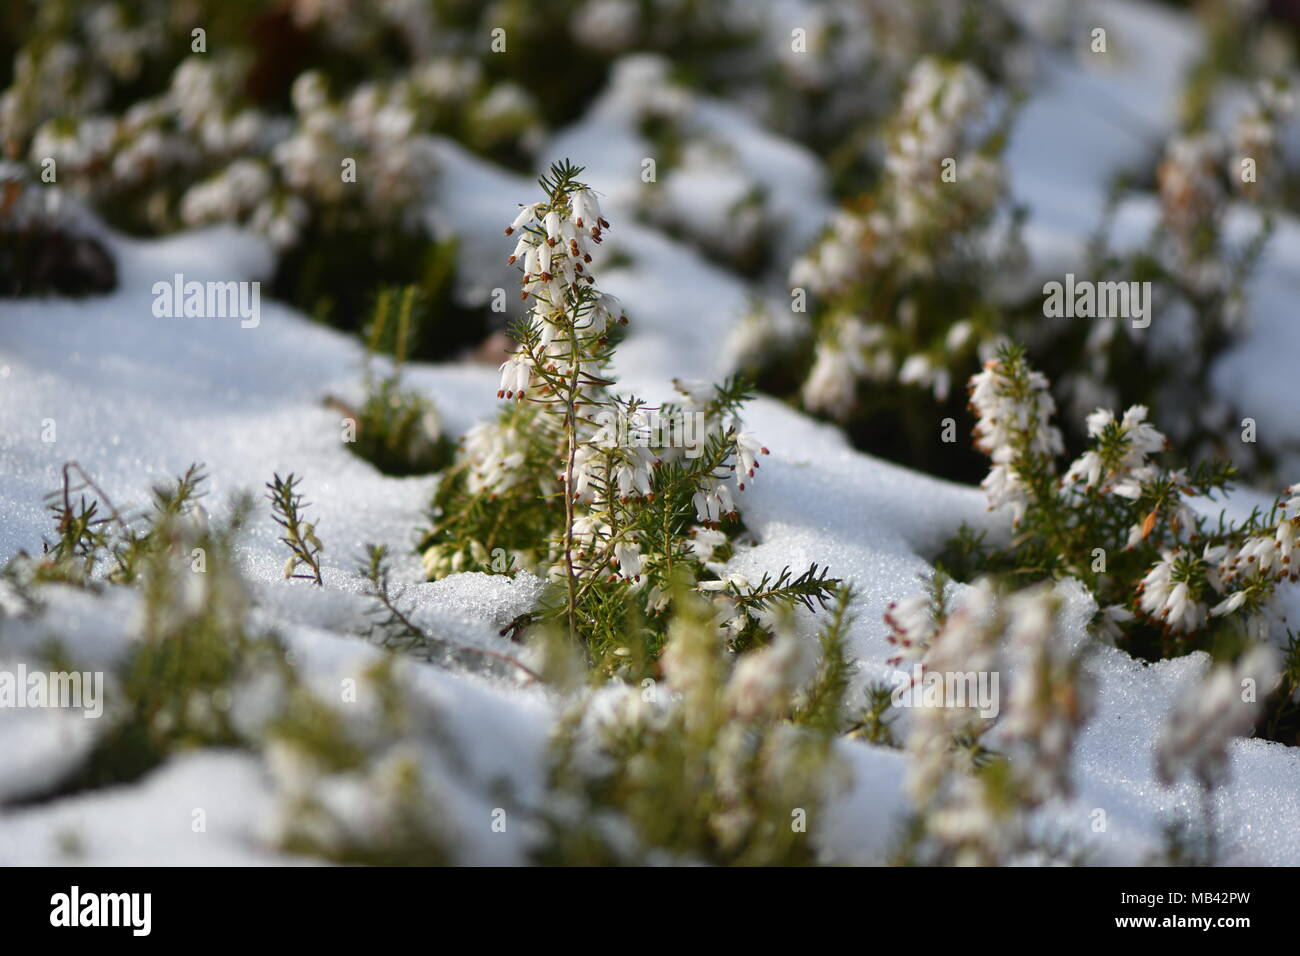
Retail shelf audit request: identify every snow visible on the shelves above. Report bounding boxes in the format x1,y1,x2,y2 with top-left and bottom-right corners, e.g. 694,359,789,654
5,0,1300,865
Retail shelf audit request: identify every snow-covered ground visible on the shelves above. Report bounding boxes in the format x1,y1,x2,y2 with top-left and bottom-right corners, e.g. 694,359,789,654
4,0,1300,864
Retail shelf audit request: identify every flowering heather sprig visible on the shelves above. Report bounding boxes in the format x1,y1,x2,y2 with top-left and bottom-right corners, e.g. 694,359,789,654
3,12,551,246
884,572,946,667
998,586,1093,806
892,578,1093,865
421,160,831,659
948,345,1299,665
1156,645,1279,791
540,586,848,865
1062,405,1168,500
968,343,1063,526
787,56,1017,421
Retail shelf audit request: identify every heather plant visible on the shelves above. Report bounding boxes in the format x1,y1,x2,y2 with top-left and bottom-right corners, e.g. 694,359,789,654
759,21,1295,487
942,346,1294,645
748,0,1024,194
267,472,324,586
936,345,1300,746
1,464,292,794
334,285,453,476
0,2,527,335
1043,79,1292,477
535,583,852,865
262,654,456,866
883,578,1093,866
1152,643,1280,863
592,56,779,275
420,159,840,663
1024,4,1297,479
755,54,1027,481
0,459,861,865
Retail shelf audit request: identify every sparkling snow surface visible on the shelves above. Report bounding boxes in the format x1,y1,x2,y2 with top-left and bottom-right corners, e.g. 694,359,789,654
4,0,1300,864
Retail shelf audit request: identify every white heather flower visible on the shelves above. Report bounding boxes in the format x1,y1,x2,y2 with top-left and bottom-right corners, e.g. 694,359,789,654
571,0,640,53
968,352,1062,524
250,195,309,251
462,420,528,496
698,573,750,593
733,432,767,492
884,592,939,666
1063,449,1105,493
496,353,532,400
692,480,735,524
180,159,273,225
1138,551,1207,633
30,116,117,176
945,319,975,352
802,340,858,420
1096,604,1133,645
924,579,1000,678
1210,590,1248,617
923,775,1006,866
290,70,330,115
1000,585,1091,805
1231,534,1282,580
1117,405,1166,456
789,210,869,297
613,539,643,581
898,353,932,388
1156,645,1279,788
686,526,728,565
902,579,1000,803
1276,518,1297,579
1063,405,1166,498
613,446,655,501
1158,133,1226,284
505,202,540,235
571,188,606,229
969,358,1062,462
724,635,809,722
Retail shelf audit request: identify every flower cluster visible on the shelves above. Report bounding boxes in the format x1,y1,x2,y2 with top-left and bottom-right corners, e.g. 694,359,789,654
538,587,845,865
890,578,1093,865
783,55,1023,426
947,344,1299,666
589,55,790,272
0,3,552,326
1137,485,1300,638
421,161,835,660
968,346,1064,526
1059,74,1293,471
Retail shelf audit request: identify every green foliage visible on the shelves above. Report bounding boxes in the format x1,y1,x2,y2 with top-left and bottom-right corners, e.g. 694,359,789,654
419,161,841,663
534,586,845,865
846,682,901,749
267,472,324,585
3,464,293,796
792,586,856,734
941,346,1300,740
339,285,454,476
264,658,454,866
